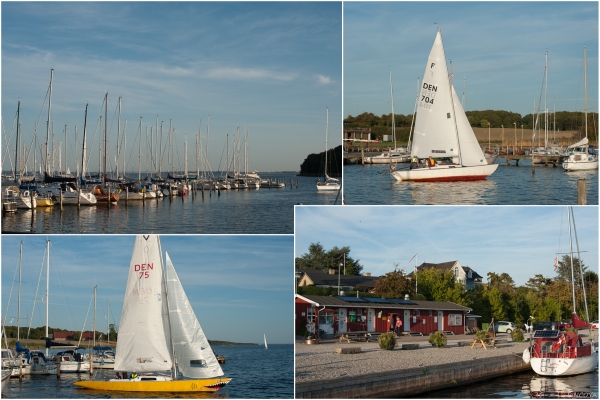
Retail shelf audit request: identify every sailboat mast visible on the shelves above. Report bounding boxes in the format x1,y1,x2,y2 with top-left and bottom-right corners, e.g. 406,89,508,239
544,51,548,149
104,92,108,184
107,300,110,346
93,284,97,349
15,101,20,180
116,96,121,179
45,239,51,357
567,207,577,314
18,241,22,342
80,104,88,180
161,246,177,380
584,46,588,141
45,68,54,175
390,71,396,150
325,107,329,178
139,117,142,181
569,207,589,321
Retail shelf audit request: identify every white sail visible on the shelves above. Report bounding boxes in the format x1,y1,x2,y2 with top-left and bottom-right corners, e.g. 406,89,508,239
412,30,460,160
264,334,268,349
114,235,173,372
451,86,487,166
165,252,224,379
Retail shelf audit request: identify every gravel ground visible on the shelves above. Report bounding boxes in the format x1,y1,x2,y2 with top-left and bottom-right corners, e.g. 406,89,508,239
295,334,530,383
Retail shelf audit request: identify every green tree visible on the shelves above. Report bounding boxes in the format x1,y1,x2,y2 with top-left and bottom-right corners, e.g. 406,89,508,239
373,268,413,298
295,243,363,275
555,255,587,284
415,268,466,304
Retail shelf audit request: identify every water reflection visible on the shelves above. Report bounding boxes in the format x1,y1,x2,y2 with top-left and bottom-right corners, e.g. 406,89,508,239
524,373,599,399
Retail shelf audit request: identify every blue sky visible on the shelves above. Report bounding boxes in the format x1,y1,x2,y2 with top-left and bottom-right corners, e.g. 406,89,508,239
344,2,598,118
1,235,293,344
295,206,598,287
1,2,341,175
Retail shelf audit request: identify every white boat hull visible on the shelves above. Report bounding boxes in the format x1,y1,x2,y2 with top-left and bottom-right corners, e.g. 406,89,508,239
562,159,598,171
365,154,410,164
530,353,598,376
316,183,340,191
57,361,90,373
391,164,498,182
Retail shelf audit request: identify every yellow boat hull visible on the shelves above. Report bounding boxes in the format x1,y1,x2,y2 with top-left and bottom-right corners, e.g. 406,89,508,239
74,377,231,392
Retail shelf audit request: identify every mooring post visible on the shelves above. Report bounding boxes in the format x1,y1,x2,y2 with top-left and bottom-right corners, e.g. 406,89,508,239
578,179,587,205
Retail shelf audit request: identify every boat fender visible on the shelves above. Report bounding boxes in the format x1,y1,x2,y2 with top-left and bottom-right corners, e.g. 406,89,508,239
522,348,530,364
23,190,30,197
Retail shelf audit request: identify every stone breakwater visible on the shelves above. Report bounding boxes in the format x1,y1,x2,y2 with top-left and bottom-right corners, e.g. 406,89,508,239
296,335,531,398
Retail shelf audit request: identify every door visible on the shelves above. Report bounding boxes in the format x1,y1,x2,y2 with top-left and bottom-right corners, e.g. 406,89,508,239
438,311,444,331
338,308,347,333
367,309,375,332
404,310,410,333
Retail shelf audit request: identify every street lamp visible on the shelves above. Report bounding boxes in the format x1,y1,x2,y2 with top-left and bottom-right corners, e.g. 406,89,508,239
338,262,342,295
295,270,302,294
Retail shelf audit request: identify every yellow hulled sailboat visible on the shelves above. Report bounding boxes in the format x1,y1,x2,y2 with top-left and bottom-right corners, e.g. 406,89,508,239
74,235,231,392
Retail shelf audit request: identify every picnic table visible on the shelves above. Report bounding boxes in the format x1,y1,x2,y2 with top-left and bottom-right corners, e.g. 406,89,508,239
470,337,497,349
337,331,380,343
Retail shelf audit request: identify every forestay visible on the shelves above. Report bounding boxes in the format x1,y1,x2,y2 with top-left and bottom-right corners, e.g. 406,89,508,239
114,235,173,372
451,86,487,166
412,30,460,160
165,252,224,378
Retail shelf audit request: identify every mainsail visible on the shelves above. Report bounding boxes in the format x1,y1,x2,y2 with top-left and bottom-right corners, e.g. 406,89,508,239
114,235,173,372
412,30,460,160
165,252,224,378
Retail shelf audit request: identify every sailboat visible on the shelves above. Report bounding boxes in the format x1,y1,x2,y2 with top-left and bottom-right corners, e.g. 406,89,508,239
74,235,231,392
316,107,341,191
365,71,410,165
264,334,268,350
522,207,598,376
562,46,598,171
391,29,498,182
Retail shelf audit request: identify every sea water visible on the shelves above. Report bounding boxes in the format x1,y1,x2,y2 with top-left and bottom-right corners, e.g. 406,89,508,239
2,344,293,399
411,370,598,398
343,162,598,205
1,174,340,234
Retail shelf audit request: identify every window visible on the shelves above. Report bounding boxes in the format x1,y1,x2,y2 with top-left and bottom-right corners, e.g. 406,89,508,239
448,314,462,326
190,359,208,368
307,307,315,323
415,310,420,316
429,310,433,317
319,312,334,325
453,266,459,277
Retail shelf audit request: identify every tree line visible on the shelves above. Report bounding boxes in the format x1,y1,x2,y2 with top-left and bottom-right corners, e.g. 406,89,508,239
298,145,342,177
296,243,598,327
345,110,599,140
3,324,117,342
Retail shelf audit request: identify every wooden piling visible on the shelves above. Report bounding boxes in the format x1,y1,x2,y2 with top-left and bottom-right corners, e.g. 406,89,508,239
578,179,587,205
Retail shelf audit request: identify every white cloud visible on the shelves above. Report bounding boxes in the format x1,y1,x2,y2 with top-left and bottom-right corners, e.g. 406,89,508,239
204,67,297,82
317,74,333,85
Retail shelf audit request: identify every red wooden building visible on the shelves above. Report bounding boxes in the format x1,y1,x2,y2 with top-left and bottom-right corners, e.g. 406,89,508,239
295,294,472,336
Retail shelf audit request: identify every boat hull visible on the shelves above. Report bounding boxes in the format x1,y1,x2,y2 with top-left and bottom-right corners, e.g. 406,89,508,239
316,184,340,191
391,164,498,182
562,159,599,171
530,353,598,376
74,377,231,392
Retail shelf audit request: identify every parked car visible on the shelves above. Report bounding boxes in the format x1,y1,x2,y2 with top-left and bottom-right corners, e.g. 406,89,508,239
494,321,517,334
590,321,598,329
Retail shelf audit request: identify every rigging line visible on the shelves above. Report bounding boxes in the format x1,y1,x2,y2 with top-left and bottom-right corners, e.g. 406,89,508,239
26,243,47,346
49,244,77,333
2,243,21,328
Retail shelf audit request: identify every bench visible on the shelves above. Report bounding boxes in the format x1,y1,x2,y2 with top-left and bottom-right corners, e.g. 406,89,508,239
336,347,361,354
338,332,368,343
457,341,472,347
470,338,497,349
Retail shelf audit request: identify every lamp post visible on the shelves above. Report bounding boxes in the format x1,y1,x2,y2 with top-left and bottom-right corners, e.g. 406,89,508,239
295,270,302,294
338,262,342,295
521,125,524,150
514,122,517,151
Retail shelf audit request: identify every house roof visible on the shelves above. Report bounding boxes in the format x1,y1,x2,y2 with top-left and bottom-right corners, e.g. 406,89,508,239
298,269,379,288
53,332,74,339
296,294,471,312
409,261,483,280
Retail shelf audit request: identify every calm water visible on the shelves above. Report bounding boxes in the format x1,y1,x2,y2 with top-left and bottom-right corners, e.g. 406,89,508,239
343,162,598,205
2,344,293,399
1,174,341,234
412,370,598,399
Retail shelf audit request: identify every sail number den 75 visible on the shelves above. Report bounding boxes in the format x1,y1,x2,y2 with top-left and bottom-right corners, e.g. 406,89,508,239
135,263,154,279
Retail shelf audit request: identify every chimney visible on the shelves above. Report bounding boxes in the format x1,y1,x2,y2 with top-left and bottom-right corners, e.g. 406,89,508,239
328,268,336,275
404,294,410,301
365,272,371,276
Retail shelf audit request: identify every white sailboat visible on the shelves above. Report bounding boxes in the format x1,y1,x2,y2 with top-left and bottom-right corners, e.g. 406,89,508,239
264,334,268,350
74,235,230,392
316,107,341,191
563,46,598,171
523,207,598,376
391,29,498,182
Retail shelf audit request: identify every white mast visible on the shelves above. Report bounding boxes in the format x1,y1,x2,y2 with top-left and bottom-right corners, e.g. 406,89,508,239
390,71,396,151
45,68,54,175
45,240,51,357
138,117,142,181
325,107,329,178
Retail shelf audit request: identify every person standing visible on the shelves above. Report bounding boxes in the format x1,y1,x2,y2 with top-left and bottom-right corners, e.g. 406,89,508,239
395,317,403,336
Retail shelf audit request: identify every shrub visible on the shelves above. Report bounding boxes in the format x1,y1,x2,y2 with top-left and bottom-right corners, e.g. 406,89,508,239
475,330,490,339
511,328,525,342
378,332,397,350
429,330,447,347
